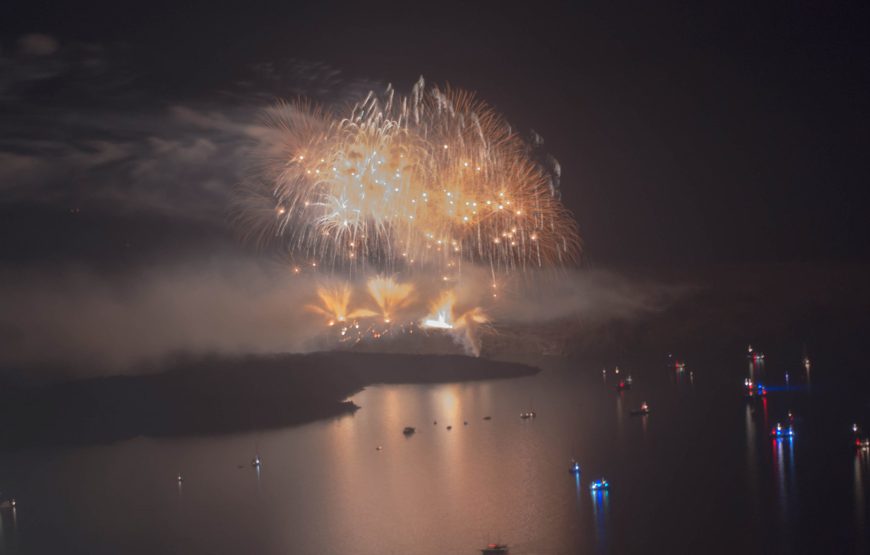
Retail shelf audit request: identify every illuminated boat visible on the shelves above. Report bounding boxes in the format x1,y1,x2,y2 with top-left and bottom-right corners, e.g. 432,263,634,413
0,498,15,510
769,423,794,439
590,479,610,491
630,402,650,416
252,455,262,467
480,543,509,554
177,473,183,483
747,344,765,361
615,379,630,391
520,411,536,419
569,460,581,474
856,438,870,450
403,426,416,435
675,360,686,371
755,383,767,396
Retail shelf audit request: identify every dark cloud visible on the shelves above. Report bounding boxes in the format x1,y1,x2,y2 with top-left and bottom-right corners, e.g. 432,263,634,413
17,33,58,56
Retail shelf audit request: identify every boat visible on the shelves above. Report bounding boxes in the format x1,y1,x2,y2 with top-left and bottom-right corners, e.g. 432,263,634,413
590,479,610,491
625,375,634,386
480,543,509,554
464,421,469,426
630,402,650,416
403,426,416,435
770,422,794,439
446,425,453,430
675,360,686,371
756,384,768,396
0,498,15,510
483,416,492,420
856,438,870,450
615,379,630,391
569,460,581,474
376,445,383,451
177,473,183,483
252,455,262,467
520,410,536,419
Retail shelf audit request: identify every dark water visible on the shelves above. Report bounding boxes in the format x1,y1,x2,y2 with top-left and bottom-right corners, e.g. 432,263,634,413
0,352,868,554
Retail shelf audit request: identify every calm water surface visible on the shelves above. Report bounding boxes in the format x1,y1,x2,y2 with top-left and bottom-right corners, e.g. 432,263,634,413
1,354,867,554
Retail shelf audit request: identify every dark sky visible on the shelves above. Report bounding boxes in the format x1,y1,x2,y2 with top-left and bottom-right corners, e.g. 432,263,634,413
3,1,868,269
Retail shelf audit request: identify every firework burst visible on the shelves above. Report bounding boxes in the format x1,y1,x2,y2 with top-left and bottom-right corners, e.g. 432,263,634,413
238,77,580,279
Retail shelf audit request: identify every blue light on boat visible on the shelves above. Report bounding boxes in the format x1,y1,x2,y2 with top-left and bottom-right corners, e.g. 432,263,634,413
590,479,610,491
769,422,794,439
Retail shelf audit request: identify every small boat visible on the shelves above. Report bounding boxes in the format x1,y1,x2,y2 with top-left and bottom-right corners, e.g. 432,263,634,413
376,445,383,451
403,426,416,435
625,375,634,386
252,455,262,467
756,384,768,396
770,422,794,439
569,460,581,474
520,411,536,419
433,420,437,425
630,402,650,416
853,423,860,434
590,479,610,491
480,543,509,554
464,421,469,426
616,379,630,391
177,473,183,483
856,438,870,450
483,416,492,420
675,360,686,371
446,425,453,430
0,498,15,510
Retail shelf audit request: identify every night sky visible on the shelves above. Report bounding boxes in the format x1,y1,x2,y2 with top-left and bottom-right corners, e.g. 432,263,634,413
4,1,867,268
1,1,869,376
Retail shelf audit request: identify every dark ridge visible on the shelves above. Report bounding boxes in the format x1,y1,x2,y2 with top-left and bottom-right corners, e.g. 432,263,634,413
0,351,538,449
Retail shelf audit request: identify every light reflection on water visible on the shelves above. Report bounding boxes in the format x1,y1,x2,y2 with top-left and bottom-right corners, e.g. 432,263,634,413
856,451,868,554
590,489,609,554
0,355,867,554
